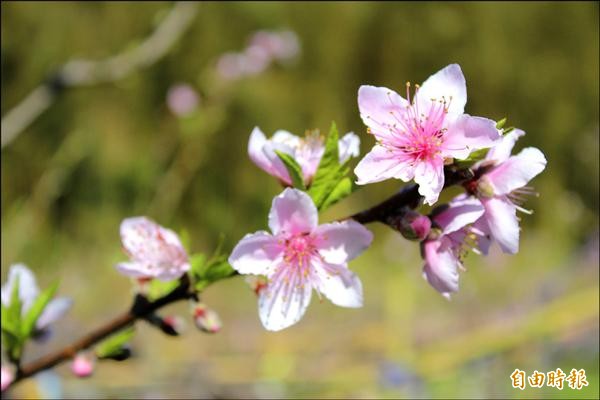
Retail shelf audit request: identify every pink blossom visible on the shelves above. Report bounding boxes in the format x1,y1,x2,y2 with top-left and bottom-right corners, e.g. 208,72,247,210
422,195,488,298
355,64,501,205
248,127,360,186
468,129,547,254
229,188,373,331
1,365,14,392
70,353,95,378
389,210,432,241
116,217,190,281
166,83,199,117
1,264,72,333
249,30,300,61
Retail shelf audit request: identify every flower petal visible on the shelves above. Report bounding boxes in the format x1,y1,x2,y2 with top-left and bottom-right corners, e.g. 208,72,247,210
485,128,526,164
415,64,467,116
248,126,272,172
354,145,415,185
338,132,360,163
414,158,444,205
314,220,373,264
481,196,520,254
433,195,485,234
484,147,547,195
228,231,282,276
271,130,301,149
114,262,153,278
470,217,492,256
248,127,292,185
422,238,460,297
1,264,40,312
358,85,409,139
313,260,363,308
442,115,501,160
36,297,73,330
258,266,312,331
268,188,318,236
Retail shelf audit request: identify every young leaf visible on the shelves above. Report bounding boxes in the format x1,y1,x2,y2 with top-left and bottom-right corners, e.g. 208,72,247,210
189,253,207,280
275,150,306,190
320,177,354,210
95,327,135,359
308,122,347,209
194,257,236,292
496,118,507,129
21,281,59,338
4,278,23,360
147,279,180,302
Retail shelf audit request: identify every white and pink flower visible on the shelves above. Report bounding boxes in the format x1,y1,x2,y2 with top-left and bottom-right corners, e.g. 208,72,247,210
248,127,360,187
355,64,501,205
467,129,547,254
116,217,190,281
1,264,72,335
422,195,489,298
70,353,95,378
166,83,200,117
1,364,14,392
229,188,373,331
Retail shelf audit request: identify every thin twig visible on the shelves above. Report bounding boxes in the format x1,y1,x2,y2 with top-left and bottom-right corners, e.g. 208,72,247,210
1,2,198,149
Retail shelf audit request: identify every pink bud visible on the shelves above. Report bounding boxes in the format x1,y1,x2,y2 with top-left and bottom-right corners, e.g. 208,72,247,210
71,353,95,378
389,210,432,241
163,315,186,335
1,365,14,392
192,303,222,334
166,83,199,117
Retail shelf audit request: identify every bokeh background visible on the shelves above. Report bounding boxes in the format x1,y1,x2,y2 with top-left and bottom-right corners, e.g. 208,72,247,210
1,1,598,399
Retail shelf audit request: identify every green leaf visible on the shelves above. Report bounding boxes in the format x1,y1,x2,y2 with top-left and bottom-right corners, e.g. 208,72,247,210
3,277,23,360
320,177,354,210
496,118,507,129
179,228,191,252
95,327,135,359
194,257,236,292
21,281,59,338
189,253,207,281
308,122,351,210
275,150,306,190
147,279,180,302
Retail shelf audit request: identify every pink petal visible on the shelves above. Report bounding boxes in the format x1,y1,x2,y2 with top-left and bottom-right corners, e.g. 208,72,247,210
248,127,292,185
358,85,409,139
1,365,14,392
114,261,154,278
484,147,547,195
313,220,373,264
338,132,360,163
442,115,501,160
414,158,444,205
228,231,282,276
268,188,318,236
354,145,415,185
36,297,73,330
433,195,485,234
481,196,520,254
485,128,526,164
470,217,492,256
415,64,467,117
258,266,312,331
422,238,460,297
312,260,363,308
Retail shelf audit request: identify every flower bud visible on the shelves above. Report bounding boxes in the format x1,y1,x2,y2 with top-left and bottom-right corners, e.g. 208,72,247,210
388,210,431,241
192,303,222,334
166,83,199,117
1,365,14,392
163,315,186,335
71,353,95,378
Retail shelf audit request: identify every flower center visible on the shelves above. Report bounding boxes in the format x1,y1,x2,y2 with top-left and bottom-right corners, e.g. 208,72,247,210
385,83,450,162
283,233,317,269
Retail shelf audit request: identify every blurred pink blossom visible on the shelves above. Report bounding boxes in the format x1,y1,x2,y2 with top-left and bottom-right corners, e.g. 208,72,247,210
1,365,14,392
116,217,190,281
1,264,72,335
229,188,373,331
355,64,501,205
192,303,222,333
248,127,360,186
166,83,199,117
70,353,94,378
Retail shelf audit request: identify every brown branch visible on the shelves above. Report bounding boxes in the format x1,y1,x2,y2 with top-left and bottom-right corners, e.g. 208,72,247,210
11,277,194,386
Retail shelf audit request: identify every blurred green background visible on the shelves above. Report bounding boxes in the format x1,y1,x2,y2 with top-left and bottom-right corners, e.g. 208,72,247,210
1,1,598,399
